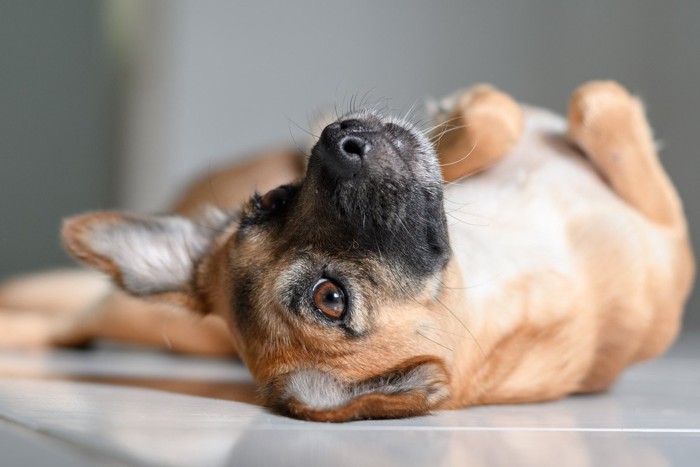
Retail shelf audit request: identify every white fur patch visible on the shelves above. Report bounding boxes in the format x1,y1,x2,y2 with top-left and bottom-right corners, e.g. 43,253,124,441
285,369,353,409
284,362,447,410
88,208,230,294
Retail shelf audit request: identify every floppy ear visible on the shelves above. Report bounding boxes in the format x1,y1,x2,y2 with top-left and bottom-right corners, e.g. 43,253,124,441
262,356,450,422
61,207,233,312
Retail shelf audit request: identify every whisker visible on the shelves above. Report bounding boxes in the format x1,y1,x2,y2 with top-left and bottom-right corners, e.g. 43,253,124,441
333,82,341,121
284,111,320,139
420,325,470,338
438,139,478,167
359,88,377,110
417,330,453,352
349,93,358,113
428,123,468,141
402,99,419,124
310,106,331,134
422,116,466,136
429,127,470,150
433,295,486,358
286,117,311,159
446,212,490,227
427,123,471,154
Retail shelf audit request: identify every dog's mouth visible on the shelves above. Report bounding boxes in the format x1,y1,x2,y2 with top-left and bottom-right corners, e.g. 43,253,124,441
288,111,450,277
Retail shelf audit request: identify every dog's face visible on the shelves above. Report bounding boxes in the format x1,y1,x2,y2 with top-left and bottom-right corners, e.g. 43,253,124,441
63,111,456,421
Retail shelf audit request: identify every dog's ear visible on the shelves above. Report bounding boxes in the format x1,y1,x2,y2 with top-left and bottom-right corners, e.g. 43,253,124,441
61,207,232,311
262,356,450,422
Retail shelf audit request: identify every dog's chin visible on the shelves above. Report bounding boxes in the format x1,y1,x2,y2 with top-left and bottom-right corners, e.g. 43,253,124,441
261,356,451,422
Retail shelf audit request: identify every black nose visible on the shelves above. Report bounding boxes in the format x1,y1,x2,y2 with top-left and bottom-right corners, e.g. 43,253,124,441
317,121,373,180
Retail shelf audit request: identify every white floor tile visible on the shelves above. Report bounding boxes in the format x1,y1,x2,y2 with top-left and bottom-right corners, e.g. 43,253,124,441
0,334,698,466
0,418,115,467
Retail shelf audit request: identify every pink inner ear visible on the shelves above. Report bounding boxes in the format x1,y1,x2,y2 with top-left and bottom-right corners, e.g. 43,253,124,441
262,356,450,422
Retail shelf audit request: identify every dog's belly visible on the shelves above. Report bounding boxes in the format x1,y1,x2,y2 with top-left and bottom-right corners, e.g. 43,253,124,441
446,107,630,297
444,107,677,402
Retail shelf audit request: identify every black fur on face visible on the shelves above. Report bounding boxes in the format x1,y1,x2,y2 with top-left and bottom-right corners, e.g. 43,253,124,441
231,110,450,341
299,110,450,280
239,110,449,290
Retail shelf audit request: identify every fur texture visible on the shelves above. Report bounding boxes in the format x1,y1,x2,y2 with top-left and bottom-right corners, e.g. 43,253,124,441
0,82,694,422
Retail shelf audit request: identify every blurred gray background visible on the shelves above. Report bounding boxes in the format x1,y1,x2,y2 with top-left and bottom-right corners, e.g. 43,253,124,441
1,1,698,328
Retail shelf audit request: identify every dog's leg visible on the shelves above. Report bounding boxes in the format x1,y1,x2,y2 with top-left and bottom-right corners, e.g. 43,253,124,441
53,291,238,356
432,84,524,182
0,269,110,316
568,81,695,390
0,269,107,347
0,270,236,356
0,291,237,356
567,81,684,227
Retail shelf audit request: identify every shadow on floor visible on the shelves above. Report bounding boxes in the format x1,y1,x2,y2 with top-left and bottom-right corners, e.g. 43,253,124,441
0,373,260,405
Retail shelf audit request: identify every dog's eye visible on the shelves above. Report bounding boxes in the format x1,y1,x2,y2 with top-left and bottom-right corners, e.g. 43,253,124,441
260,187,288,210
312,279,346,319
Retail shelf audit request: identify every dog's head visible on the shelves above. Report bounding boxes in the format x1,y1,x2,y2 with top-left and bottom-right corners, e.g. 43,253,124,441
63,111,456,421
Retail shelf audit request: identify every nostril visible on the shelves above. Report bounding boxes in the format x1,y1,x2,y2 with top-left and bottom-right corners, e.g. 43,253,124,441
341,136,368,157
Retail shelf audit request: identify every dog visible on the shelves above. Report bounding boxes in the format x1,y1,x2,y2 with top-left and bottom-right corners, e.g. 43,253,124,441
0,81,694,421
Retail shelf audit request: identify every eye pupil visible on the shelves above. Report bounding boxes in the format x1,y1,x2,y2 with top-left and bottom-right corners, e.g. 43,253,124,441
312,279,346,319
324,291,340,303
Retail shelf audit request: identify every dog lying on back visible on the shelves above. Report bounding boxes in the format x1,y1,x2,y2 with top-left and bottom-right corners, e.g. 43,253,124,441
0,82,694,421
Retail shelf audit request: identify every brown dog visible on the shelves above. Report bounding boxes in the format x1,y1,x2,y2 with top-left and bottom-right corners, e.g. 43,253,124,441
0,82,694,421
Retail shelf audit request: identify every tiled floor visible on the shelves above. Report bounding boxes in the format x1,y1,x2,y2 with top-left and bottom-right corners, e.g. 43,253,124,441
0,334,698,467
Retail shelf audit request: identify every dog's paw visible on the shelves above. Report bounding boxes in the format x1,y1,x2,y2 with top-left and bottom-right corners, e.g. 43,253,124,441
432,84,523,182
432,84,522,134
567,80,654,166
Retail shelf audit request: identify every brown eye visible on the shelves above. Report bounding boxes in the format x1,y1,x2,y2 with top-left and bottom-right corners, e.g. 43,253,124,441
312,279,346,319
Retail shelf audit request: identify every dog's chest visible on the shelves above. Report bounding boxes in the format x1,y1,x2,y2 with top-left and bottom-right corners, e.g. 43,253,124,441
444,107,636,313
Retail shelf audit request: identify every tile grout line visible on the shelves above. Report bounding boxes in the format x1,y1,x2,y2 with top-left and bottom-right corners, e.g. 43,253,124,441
244,425,700,433
0,412,150,467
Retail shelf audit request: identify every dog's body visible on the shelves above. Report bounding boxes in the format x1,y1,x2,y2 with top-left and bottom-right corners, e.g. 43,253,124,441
439,104,690,404
0,82,694,421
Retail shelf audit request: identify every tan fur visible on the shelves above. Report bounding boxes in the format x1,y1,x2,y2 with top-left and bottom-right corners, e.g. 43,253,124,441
172,149,305,216
264,356,450,421
0,82,694,421
433,84,524,182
